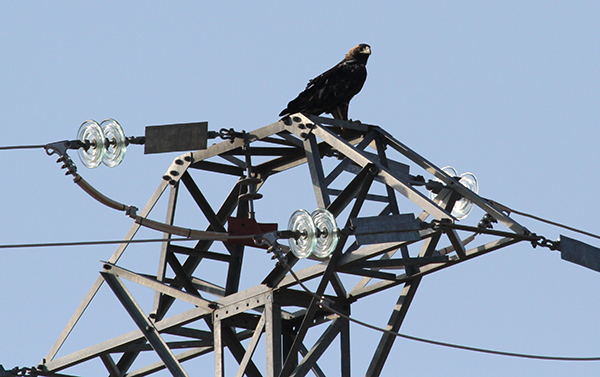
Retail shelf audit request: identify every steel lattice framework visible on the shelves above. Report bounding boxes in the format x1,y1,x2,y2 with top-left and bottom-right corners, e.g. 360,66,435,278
37,114,531,377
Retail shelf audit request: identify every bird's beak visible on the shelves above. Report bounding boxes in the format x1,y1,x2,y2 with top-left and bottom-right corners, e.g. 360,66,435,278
363,45,371,55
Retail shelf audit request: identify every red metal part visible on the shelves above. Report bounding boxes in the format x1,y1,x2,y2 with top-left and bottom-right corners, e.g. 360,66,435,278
227,217,278,249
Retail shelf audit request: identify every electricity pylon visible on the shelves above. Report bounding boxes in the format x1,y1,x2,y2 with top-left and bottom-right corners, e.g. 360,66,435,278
32,114,541,376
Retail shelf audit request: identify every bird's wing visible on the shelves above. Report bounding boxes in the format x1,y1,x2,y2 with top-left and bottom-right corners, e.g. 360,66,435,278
280,60,366,117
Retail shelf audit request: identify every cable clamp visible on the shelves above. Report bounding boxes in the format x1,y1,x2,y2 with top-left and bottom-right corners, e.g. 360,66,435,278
531,235,559,251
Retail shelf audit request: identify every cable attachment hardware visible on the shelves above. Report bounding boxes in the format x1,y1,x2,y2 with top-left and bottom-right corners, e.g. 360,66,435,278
268,243,288,262
44,140,82,176
218,128,246,143
531,235,559,251
409,174,427,186
0,365,40,376
238,133,263,219
126,136,145,145
252,231,288,261
430,218,453,231
238,177,263,201
478,213,498,230
425,179,444,194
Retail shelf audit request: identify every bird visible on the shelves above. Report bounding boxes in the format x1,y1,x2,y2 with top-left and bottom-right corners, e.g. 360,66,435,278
279,44,371,121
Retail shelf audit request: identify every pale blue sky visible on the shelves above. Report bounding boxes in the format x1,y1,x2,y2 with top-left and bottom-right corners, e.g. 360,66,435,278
2,2,600,376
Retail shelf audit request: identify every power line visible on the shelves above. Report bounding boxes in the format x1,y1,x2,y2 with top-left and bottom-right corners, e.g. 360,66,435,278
3,200,600,255
0,234,259,250
497,202,600,242
277,256,600,362
0,144,46,150
487,200,600,240
0,237,199,250
331,306,600,362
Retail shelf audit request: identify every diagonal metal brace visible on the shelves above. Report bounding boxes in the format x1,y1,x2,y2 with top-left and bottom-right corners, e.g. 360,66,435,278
101,272,190,377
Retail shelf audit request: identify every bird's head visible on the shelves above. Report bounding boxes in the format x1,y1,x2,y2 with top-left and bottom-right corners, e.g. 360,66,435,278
346,44,371,64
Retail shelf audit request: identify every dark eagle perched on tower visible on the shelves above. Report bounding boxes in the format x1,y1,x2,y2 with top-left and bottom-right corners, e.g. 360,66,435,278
279,44,371,121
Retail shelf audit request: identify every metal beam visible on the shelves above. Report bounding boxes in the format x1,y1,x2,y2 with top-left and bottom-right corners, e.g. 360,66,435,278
222,146,303,157
191,160,245,176
287,116,452,221
290,318,342,377
447,229,467,259
45,180,169,362
328,163,378,217
366,279,421,377
126,347,212,377
100,354,121,377
376,126,528,234
352,255,450,269
112,340,212,353
125,330,255,377
153,182,179,317
374,132,400,215
235,313,266,377
350,237,521,300
214,289,272,320
158,179,243,319
214,316,224,377
101,272,190,377
303,133,331,208
102,262,213,311
265,296,282,377
254,130,365,179
181,171,228,233
221,325,263,377
324,129,377,186
280,160,373,377
262,163,377,291
191,120,288,163
166,252,202,297
365,231,442,376
340,316,351,377
298,344,326,377
225,184,253,295
44,306,209,372
276,242,405,291
330,272,348,298
338,267,398,281
168,244,231,262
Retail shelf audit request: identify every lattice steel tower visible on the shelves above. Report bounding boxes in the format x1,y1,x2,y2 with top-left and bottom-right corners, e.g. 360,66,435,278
30,114,546,376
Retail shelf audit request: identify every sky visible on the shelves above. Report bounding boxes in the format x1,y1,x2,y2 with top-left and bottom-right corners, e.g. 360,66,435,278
1,1,600,376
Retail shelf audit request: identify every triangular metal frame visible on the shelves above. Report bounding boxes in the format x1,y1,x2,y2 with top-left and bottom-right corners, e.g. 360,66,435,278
39,114,531,377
